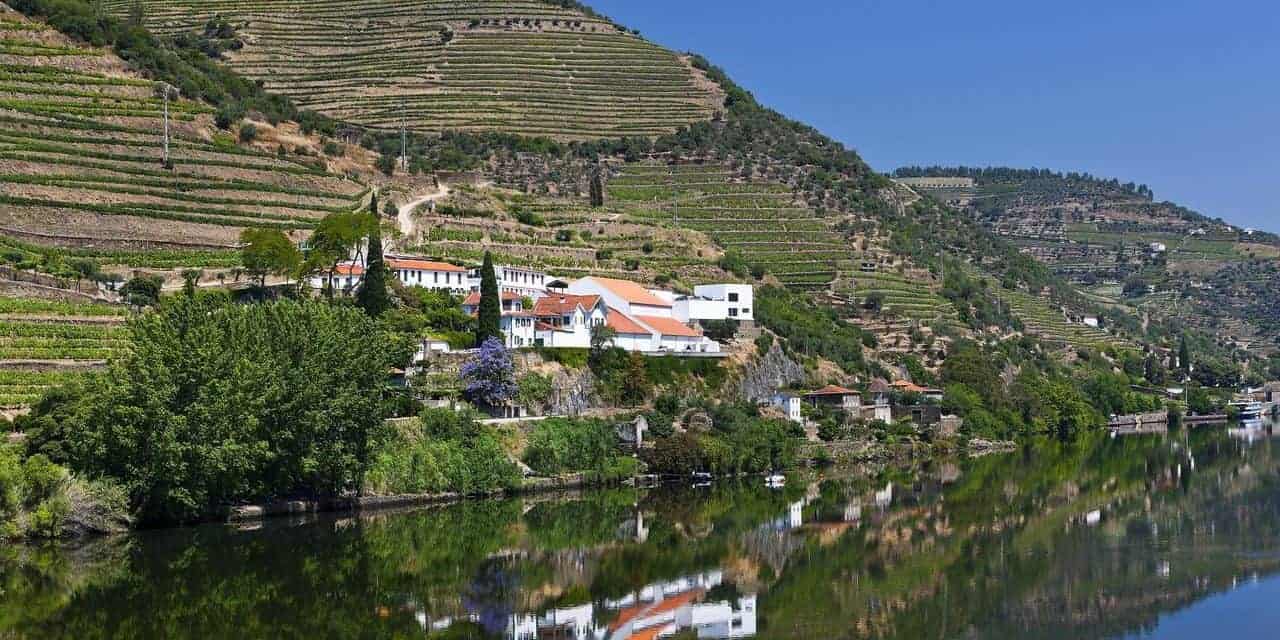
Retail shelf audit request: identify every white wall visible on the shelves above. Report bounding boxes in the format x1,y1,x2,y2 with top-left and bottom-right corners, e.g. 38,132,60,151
673,297,728,322
694,284,754,320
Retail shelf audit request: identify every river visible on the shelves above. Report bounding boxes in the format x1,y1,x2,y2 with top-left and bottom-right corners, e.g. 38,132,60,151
4,423,1280,638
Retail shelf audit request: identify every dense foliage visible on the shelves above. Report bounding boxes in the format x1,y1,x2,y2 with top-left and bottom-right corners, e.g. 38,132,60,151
755,286,869,374
365,409,519,496
522,418,637,481
37,295,402,523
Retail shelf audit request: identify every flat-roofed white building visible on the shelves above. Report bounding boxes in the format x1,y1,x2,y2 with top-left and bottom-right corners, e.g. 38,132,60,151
471,264,550,300
386,256,469,293
694,283,754,321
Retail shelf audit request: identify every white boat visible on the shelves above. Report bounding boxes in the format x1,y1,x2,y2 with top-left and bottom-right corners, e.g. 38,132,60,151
1231,401,1264,419
765,474,786,487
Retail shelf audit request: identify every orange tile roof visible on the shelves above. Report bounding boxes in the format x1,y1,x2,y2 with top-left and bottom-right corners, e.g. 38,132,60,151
585,277,671,307
806,384,859,397
386,258,467,272
636,315,703,338
890,380,942,394
626,628,666,640
462,291,523,306
333,263,364,276
532,294,602,317
536,321,571,333
608,589,704,634
607,309,653,335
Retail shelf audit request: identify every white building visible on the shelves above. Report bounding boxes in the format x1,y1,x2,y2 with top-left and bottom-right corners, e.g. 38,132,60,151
308,263,364,292
670,283,755,323
531,293,608,348
694,283,754,321
568,276,674,318
1149,242,1167,254
387,256,469,293
462,291,536,348
771,392,803,424
471,264,550,300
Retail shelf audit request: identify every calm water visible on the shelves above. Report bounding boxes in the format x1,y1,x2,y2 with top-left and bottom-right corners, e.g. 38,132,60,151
4,423,1280,639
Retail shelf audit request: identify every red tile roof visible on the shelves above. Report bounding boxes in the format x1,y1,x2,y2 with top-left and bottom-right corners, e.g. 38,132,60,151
461,291,523,306
386,258,466,272
636,315,703,338
333,263,364,276
890,380,943,394
535,321,571,333
806,384,859,397
532,294,602,317
607,309,653,335
583,277,671,307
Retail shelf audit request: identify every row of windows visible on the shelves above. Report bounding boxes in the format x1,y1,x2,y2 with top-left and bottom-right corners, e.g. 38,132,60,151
397,270,464,286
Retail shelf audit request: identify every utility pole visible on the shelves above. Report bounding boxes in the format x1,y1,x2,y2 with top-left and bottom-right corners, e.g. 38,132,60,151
399,99,408,173
155,82,178,168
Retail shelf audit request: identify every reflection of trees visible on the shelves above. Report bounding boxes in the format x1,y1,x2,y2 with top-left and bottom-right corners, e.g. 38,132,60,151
6,431,1278,639
759,430,1280,639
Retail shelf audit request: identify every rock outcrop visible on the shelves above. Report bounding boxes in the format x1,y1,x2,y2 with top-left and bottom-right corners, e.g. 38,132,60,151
737,342,805,403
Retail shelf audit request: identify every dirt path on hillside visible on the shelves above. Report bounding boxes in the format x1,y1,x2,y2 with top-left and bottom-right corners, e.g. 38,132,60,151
396,184,451,249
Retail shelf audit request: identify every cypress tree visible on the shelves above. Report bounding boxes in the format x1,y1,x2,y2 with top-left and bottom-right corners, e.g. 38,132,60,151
476,251,502,345
589,163,605,208
356,194,392,317
1178,335,1191,374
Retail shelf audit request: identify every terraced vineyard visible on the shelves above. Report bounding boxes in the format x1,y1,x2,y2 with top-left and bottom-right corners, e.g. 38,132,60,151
110,0,720,140
0,11,368,257
608,163,860,290
0,296,129,409
840,271,960,326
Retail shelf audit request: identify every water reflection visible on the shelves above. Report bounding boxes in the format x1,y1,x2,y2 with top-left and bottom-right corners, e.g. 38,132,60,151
3,427,1280,639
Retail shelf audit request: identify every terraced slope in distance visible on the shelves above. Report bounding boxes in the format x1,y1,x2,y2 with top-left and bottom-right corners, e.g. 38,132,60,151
111,0,721,140
0,297,128,410
0,10,369,261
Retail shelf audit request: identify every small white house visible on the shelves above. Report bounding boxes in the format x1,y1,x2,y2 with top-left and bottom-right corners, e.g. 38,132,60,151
1149,242,1167,254
531,293,608,348
1082,315,1100,328
771,392,803,424
308,262,364,292
461,291,536,348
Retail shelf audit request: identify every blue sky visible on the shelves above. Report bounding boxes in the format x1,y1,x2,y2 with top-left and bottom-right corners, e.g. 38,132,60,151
589,0,1280,232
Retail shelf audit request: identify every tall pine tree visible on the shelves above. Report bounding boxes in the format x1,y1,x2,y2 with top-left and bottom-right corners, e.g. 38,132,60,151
356,193,392,317
476,251,502,346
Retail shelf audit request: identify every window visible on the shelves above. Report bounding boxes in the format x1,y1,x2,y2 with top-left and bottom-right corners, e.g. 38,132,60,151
728,292,739,302
742,308,751,315
434,272,439,283
728,308,738,317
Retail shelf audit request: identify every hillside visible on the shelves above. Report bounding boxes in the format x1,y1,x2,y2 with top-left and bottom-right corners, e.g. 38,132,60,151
0,6,369,259
0,4,375,410
105,0,723,140
895,166,1280,357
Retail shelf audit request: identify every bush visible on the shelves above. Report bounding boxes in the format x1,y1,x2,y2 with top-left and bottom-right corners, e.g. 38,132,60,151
701,318,738,343
238,122,257,143
366,426,518,496
642,433,704,476
523,418,621,476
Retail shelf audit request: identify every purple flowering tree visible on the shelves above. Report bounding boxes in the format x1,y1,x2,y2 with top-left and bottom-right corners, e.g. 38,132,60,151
461,337,517,407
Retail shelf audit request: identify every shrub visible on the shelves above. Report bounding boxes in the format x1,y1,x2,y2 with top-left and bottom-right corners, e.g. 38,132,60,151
238,123,257,143
642,433,704,476
523,418,621,477
366,425,519,496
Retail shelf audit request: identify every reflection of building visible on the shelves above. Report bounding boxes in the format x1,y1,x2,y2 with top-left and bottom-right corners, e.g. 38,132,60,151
419,570,761,640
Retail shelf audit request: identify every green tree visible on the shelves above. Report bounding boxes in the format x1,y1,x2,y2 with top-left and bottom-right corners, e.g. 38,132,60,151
475,251,502,345
240,227,301,286
589,163,605,208
355,195,392,317
57,296,398,524
1178,334,1191,374
304,211,378,298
